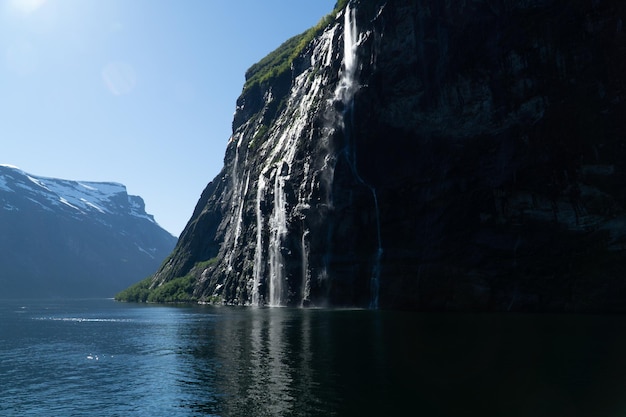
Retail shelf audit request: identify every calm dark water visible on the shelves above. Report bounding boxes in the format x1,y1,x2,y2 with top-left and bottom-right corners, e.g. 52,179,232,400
2,299,626,416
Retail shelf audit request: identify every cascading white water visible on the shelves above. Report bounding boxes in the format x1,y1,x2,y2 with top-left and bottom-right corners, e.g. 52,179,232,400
248,26,334,307
343,3,358,78
334,3,359,104
246,5,363,307
233,172,250,248
269,168,288,306
339,2,383,309
251,174,266,306
225,138,243,272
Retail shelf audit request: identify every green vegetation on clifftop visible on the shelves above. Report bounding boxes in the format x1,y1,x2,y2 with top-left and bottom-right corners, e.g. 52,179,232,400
243,0,349,92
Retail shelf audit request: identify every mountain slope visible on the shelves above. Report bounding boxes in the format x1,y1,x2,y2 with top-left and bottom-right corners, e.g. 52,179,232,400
0,165,177,298
130,0,626,311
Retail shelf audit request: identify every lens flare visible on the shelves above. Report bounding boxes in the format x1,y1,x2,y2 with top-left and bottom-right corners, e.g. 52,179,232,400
102,62,137,96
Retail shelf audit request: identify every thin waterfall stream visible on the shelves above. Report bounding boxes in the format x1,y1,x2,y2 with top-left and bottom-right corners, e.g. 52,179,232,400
251,174,266,306
339,3,382,309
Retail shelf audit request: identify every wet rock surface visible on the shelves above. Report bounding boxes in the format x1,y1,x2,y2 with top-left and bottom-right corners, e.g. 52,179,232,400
152,0,626,311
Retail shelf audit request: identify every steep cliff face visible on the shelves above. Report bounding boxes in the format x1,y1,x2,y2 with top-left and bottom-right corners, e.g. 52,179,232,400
150,0,626,311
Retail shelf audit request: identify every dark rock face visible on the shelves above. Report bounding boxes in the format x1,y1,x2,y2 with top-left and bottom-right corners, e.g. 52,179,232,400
152,0,626,311
0,166,177,298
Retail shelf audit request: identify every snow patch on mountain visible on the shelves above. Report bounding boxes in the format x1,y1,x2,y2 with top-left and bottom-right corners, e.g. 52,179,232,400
136,244,157,259
27,175,49,190
0,165,156,224
0,177,10,192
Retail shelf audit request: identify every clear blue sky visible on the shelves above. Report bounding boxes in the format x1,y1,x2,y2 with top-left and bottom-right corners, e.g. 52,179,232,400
1,0,337,236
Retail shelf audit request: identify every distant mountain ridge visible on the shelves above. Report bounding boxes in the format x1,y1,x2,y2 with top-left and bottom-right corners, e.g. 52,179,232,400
0,164,153,222
0,164,177,298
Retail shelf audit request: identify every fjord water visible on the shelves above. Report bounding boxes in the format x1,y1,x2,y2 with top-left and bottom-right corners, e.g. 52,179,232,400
2,300,626,417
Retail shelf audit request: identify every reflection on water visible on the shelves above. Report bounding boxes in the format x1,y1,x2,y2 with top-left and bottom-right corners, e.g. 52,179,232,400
177,308,339,416
174,308,626,417
4,300,626,416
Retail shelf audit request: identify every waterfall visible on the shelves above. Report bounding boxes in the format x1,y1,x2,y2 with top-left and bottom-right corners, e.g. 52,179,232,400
225,138,243,272
226,170,250,274
339,2,383,309
335,3,359,104
251,174,266,306
343,3,358,78
247,3,371,308
269,167,287,307
250,26,331,307
233,172,250,248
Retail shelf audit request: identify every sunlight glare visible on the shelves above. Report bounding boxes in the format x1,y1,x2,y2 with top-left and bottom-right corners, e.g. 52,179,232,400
10,0,47,15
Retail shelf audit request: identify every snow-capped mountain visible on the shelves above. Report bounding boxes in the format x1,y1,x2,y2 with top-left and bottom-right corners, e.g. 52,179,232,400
0,164,153,222
0,164,177,298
